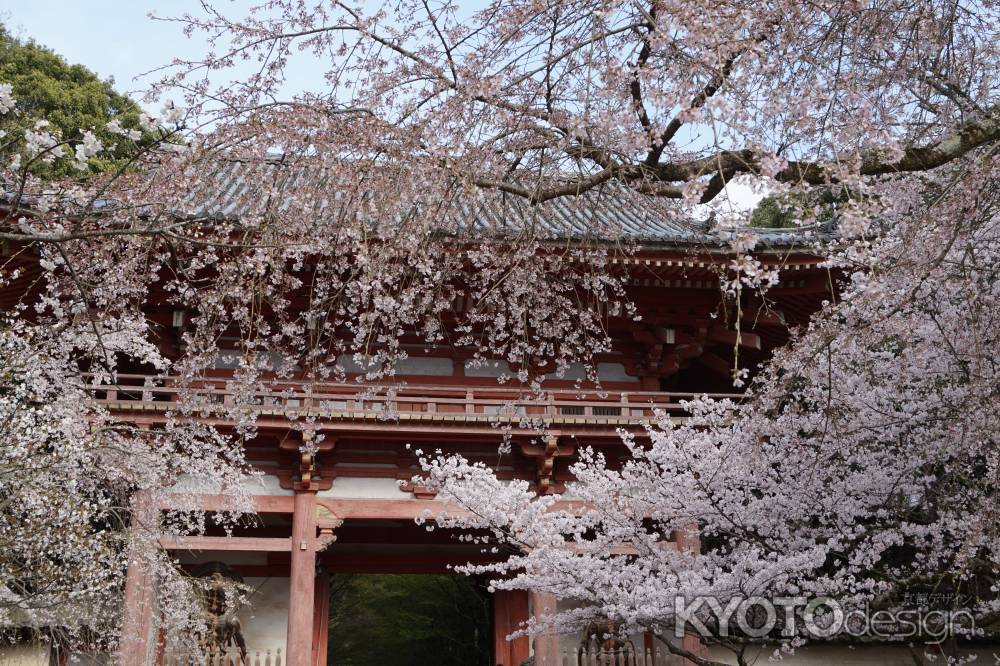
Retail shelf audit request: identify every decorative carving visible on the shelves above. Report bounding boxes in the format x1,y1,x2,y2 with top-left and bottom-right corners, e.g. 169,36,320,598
579,618,635,654
315,503,343,527
315,503,342,551
317,526,338,551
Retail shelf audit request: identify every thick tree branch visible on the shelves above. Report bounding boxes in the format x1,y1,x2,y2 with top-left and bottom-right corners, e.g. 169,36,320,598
629,4,658,134
484,103,1000,204
645,49,747,166
654,633,732,666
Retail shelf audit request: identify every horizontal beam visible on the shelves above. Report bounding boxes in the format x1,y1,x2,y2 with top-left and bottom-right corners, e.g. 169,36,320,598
108,412,671,437
707,327,761,350
317,498,466,522
157,494,295,513
159,536,292,552
322,552,499,574
159,494,590,521
155,495,460,520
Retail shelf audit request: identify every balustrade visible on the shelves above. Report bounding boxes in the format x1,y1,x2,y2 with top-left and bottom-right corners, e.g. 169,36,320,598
82,373,740,426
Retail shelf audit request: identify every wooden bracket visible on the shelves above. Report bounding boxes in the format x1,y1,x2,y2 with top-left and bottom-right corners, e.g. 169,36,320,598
519,436,575,495
277,432,336,491
707,326,761,350
398,480,439,499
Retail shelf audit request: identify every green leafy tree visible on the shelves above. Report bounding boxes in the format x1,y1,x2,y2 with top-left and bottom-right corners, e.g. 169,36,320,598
0,24,154,178
750,188,847,229
327,574,493,666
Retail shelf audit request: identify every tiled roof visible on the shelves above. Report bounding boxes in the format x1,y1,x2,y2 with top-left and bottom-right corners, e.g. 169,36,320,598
176,158,830,248
5,160,828,248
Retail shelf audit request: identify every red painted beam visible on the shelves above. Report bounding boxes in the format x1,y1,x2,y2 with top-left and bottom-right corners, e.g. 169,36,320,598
159,536,292,552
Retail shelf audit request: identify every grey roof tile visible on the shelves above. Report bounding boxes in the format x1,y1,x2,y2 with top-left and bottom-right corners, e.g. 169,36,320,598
4,161,829,248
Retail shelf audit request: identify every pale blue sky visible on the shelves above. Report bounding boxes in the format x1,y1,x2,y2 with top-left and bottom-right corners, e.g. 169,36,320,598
1,1,329,111
3,1,208,102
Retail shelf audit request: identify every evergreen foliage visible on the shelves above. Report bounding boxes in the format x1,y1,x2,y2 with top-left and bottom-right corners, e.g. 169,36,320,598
750,189,845,228
327,574,492,666
0,24,154,178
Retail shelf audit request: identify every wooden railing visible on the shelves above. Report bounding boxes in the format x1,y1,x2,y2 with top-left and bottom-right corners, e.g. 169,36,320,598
159,644,679,666
550,645,681,666
160,645,676,666
83,373,741,427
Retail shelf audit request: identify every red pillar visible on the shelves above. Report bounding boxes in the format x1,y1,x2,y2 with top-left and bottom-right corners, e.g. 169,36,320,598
287,490,318,666
529,591,560,665
313,570,330,666
682,633,709,665
118,491,156,666
493,590,530,666
676,526,709,666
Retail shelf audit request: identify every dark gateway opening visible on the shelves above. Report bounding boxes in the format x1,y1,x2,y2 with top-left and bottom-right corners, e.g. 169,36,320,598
327,574,493,666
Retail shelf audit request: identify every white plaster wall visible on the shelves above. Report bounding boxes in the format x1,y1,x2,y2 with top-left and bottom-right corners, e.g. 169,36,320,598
543,362,637,382
337,354,453,376
239,576,290,659
464,359,512,377
0,645,48,665
215,350,296,370
242,473,294,496
545,363,588,381
596,362,636,382
175,551,269,567
166,473,292,497
395,356,454,376
318,476,410,499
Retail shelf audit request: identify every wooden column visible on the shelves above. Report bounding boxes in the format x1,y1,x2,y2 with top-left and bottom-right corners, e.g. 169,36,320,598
493,590,530,666
312,570,330,666
530,591,560,665
287,490,318,666
118,491,156,666
676,526,709,666
682,633,709,665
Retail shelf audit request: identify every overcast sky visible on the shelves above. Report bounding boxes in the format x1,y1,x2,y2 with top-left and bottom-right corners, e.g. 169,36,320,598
1,0,764,213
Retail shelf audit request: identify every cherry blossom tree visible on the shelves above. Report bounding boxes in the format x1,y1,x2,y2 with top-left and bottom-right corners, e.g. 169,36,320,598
157,0,999,204
422,147,1000,664
0,85,255,654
